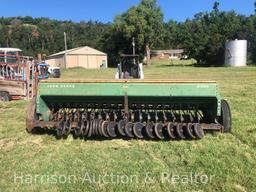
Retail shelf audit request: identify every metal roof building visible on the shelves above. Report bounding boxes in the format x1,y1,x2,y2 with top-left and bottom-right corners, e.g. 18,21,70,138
46,46,108,69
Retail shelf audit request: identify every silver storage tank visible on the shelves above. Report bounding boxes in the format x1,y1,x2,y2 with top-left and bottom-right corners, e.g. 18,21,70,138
225,40,247,67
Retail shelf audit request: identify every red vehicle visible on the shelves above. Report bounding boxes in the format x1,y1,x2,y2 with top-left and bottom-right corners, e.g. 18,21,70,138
0,48,37,101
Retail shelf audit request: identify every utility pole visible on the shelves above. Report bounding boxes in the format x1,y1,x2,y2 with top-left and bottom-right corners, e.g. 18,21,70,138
64,32,67,69
132,37,135,64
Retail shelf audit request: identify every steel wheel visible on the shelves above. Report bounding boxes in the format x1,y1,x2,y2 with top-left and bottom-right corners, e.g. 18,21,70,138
86,120,93,137
192,123,204,139
74,122,81,137
117,119,127,136
83,120,90,136
57,121,64,138
185,123,195,139
124,122,134,138
91,120,95,136
26,98,36,133
107,121,117,137
101,121,110,137
63,121,71,136
145,122,155,139
98,120,104,136
175,123,186,139
133,122,144,139
154,123,165,140
167,122,176,139
94,119,99,135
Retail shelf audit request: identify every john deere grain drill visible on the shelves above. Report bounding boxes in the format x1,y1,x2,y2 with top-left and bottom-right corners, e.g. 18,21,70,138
26,55,231,140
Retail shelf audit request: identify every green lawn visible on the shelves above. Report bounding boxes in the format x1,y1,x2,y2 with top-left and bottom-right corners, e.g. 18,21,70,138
1,65,256,192
150,59,197,67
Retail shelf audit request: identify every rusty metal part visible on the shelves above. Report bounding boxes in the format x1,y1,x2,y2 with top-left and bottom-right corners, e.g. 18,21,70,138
29,121,58,129
28,116,222,140
71,122,78,129
29,119,223,131
74,122,82,137
200,123,222,131
26,98,36,133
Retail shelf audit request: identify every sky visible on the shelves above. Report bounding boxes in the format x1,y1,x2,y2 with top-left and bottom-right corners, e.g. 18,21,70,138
0,0,254,23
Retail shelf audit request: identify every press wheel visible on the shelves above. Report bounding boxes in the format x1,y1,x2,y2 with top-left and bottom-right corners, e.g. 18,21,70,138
133,122,144,139
154,123,165,140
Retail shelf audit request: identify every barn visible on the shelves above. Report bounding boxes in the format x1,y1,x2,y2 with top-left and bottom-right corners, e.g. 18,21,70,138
46,46,108,69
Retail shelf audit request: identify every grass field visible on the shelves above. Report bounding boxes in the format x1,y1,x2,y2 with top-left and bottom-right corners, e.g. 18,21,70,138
150,58,197,66
1,64,256,192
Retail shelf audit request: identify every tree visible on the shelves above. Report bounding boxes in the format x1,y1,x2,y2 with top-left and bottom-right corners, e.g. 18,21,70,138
178,3,243,65
243,15,256,63
0,17,109,57
160,20,182,49
0,1,256,66
112,0,164,64
213,1,220,13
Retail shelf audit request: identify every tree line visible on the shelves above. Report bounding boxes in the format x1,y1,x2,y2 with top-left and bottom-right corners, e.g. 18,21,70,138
0,0,256,66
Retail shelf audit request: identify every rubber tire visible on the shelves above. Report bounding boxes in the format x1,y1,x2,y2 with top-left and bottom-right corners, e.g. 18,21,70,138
0,91,10,102
220,99,232,133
